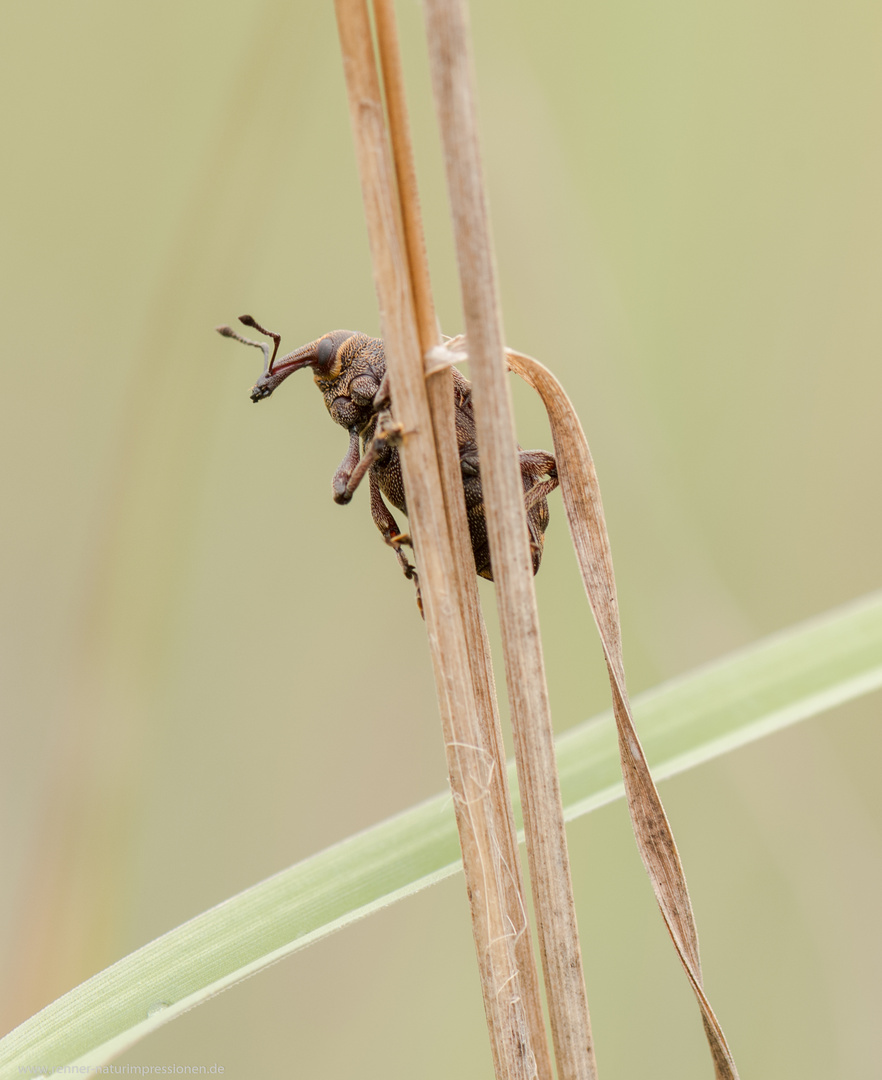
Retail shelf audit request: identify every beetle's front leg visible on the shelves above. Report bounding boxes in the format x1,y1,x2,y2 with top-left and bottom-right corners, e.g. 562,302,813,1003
369,472,422,616
338,411,405,505
332,427,362,504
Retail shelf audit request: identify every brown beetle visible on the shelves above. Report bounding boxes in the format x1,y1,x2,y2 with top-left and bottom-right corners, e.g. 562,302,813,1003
218,315,558,595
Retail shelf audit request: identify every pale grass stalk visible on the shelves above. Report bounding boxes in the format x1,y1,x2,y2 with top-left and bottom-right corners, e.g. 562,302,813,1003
422,3,596,1078
371,3,553,1074
334,2,546,1076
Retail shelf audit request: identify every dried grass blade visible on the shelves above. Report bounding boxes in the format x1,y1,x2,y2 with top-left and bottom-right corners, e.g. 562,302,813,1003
334,4,547,1077
503,347,740,1080
422,4,597,1075
371,3,553,1073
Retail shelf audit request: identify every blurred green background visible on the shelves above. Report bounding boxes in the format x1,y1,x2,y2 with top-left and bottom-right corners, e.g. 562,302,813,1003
2,1,880,1076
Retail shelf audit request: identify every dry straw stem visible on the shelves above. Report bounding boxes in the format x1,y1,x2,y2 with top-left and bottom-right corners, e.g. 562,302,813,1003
371,3,553,1075
334,2,548,1077
422,3,596,1079
503,346,741,1080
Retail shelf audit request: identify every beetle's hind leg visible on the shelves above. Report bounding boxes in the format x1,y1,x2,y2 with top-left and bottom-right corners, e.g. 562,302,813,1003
519,449,558,481
520,449,559,512
369,472,422,616
518,449,558,574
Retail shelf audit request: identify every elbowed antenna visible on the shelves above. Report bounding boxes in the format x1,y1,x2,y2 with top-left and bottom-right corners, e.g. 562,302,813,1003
216,314,280,373
216,315,321,402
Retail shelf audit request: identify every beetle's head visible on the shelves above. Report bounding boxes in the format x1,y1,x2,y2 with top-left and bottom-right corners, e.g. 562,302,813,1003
216,316,356,403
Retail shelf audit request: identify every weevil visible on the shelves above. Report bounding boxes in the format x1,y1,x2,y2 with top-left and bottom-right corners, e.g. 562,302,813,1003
217,315,558,603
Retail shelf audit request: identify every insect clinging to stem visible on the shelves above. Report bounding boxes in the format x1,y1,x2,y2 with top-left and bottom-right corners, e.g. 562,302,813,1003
217,315,559,608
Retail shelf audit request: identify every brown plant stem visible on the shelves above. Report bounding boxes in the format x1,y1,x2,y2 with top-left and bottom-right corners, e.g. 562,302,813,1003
421,2,597,1078
371,2,553,1074
334,2,546,1076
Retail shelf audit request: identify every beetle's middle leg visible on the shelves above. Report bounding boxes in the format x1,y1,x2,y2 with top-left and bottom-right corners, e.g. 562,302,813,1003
369,472,422,615
369,471,414,568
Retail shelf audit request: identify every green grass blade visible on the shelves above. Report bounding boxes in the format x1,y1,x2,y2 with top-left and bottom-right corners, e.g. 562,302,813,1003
3,591,881,1073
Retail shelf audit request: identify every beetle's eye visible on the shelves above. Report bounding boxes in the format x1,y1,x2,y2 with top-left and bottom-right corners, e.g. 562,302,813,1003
316,337,336,369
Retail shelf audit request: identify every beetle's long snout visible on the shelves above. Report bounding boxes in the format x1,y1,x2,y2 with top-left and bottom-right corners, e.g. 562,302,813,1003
250,342,318,402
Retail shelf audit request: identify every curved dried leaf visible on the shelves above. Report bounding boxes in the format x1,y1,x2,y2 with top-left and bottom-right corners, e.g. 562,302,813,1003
504,346,739,1080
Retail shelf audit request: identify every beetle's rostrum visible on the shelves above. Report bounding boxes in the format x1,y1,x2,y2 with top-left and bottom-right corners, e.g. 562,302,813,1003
217,314,558,591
